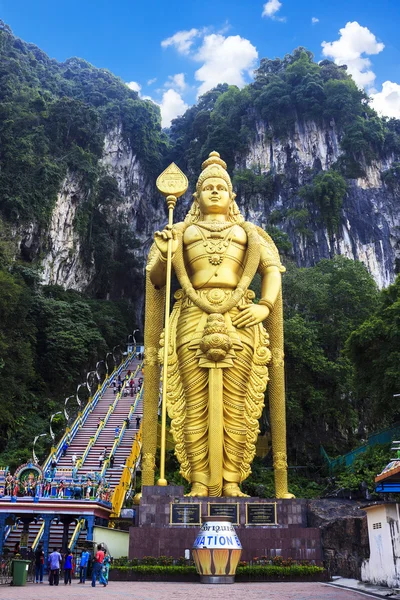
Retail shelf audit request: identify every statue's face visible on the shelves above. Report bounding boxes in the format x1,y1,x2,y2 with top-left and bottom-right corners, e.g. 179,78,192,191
198,177,231,216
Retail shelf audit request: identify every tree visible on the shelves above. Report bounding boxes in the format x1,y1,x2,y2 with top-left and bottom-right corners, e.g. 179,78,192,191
346,276,400,429
283,257,379,461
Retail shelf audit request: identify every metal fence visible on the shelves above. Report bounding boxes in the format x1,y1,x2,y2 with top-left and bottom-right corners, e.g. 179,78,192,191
0,556,35,585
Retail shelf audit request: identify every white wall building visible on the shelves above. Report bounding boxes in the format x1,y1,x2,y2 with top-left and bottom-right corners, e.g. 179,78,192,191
362,503,400,587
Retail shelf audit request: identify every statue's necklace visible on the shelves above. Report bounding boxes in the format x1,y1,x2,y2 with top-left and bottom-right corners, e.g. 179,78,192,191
196,220,234,232
195,225,234,266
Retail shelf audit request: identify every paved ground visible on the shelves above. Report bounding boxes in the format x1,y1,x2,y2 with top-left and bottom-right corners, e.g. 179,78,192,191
0,581,382,600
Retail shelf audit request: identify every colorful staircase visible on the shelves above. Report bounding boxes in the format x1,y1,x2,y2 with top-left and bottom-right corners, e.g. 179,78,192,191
3,350,145,555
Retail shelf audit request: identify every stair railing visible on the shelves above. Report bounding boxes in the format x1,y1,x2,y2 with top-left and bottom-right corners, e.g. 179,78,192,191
110,425,142,519
69,518,86,551
31,520,45,551
4,520,20,542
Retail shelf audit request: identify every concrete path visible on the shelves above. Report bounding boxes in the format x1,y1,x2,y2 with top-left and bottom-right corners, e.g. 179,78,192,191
0,581,384,600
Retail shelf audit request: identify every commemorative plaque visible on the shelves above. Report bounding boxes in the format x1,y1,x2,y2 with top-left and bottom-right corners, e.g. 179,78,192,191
208,502,239,524
246,502,277,525
170,502,201,525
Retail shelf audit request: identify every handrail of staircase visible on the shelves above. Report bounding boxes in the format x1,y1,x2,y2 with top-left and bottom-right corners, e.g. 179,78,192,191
32,520,45,551
75,363,141,471
4,519,21,542
69,518,86,551
42,351,136,473
110,425,142,519
100,383,144,479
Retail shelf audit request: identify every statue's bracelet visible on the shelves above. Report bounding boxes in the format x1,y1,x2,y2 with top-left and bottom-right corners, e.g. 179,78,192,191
258,299,274,311
159,252,176,264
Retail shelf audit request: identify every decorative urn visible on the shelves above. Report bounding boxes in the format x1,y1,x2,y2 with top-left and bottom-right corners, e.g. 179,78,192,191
192,516,242,584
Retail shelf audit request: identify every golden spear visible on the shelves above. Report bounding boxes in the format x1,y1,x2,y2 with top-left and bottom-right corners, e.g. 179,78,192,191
155,163,188,485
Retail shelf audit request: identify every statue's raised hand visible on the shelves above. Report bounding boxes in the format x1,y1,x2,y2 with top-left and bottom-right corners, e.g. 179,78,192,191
232,303,270,329
154,227,178,260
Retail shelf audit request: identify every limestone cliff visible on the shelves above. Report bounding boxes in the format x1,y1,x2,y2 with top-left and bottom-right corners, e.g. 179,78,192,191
38,118,398,294
240,119,398,288
40,172,94,289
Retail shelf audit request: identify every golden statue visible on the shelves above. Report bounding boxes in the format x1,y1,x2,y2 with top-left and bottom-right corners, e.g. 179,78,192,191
142,152,293,498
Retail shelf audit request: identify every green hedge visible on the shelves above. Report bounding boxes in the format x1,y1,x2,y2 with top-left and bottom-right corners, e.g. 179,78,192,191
111,564,325,577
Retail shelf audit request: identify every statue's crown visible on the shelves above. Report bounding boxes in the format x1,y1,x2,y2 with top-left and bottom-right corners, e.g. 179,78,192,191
196,151,232,194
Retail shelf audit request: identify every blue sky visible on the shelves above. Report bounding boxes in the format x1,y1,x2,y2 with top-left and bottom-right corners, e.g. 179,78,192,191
1,0,399,126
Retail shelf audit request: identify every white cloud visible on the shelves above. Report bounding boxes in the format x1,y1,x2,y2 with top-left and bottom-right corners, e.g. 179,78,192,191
166,73,186,91
147,77,157,86
262,0,283,18
370,81,400,119
126,81,141,92
161,28,200,55
159,89,189,128
321,21,384,89
312,17,319,24
194,33,258,97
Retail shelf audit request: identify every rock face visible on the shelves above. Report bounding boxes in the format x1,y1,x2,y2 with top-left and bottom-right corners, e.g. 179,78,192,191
37,119,399,294
100,126,165,240
40,172,94,290
308,499,369,579
241,120,398,289
245,119,341,174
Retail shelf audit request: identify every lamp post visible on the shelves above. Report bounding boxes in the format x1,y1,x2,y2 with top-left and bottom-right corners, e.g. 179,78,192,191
128,330,139,355
64,395,75,422
50,412,63,442
33,433,47,464
113,345,122,367
106,352,114,376
96,360,106,385
86,370,98,396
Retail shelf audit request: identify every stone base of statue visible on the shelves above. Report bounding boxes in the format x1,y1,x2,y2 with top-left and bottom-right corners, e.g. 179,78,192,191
129,486,322,563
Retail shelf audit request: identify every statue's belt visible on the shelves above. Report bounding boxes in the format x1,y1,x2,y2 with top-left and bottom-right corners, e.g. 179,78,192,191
176,287,255,310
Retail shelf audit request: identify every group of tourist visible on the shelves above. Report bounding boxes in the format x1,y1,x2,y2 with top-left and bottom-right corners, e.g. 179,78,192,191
34,544,111,586
112,371,142,397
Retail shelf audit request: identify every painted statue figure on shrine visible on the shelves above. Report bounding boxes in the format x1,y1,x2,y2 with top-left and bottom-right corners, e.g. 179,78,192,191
142,151,293,499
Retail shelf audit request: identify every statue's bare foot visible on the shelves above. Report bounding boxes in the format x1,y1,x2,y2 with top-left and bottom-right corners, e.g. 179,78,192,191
222,483,249,497
185,482,208,497
280,492,296,499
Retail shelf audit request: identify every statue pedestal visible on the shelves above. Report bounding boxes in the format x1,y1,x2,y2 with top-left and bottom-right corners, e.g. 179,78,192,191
129,486,322,563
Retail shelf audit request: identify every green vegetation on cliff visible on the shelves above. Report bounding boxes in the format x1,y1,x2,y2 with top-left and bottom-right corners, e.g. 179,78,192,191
0,20,166,227
169,48,400,177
